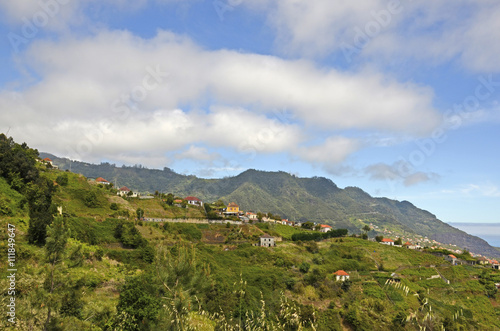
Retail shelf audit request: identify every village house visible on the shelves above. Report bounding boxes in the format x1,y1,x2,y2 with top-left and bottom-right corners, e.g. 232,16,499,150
445,254,458,265
282,219,294,226
118,186,130,196
185,196,203,207
225,202,240,216
319,224,332,233
260,234,275,247
42,157,58,169
246,212,259,221
118,186,138,198
96,177,110,185
173,199,183,207
380,238,394,246
333,270,350,282
477,257,489,265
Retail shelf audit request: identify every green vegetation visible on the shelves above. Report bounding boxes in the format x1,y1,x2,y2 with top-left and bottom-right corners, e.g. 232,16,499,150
0,137,499,330
44,154,500,258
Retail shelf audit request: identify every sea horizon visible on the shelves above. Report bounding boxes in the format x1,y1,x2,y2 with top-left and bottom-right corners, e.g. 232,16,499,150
448,222,500,248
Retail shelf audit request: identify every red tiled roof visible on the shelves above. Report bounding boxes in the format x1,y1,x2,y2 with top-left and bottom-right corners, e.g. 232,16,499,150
43,157,52,162
382,238,394,242
448,254,457,259
403,241,412,246
228,202,239,207
96,177,109,182
185,196,201,201
333,270,349,276
120,186,130,192
320,224,332,228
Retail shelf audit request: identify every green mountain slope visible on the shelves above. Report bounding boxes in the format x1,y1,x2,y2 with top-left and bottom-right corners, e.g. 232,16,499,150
43,154,500,258
0,142,498,329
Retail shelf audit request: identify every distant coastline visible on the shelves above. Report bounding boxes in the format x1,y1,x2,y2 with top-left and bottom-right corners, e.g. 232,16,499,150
448,222,500,248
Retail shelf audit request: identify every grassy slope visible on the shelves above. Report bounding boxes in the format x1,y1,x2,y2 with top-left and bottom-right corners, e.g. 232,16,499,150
1,167,499,330
0,176,27,218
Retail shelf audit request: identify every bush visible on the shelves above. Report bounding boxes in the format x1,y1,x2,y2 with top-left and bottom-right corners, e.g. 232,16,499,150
83,191,99,208
110,203,119,210
56,174,69,186
299,262,311,273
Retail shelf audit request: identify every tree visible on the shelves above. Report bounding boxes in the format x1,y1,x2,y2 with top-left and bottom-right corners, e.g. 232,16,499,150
301,221,314,230
394,237,403,245
83,191,99,208
136,208,144,219
155,245,212,330
165,193,174,206
110,202,119,210
27,178,56,246
55,174,69,186
362,225,371,234
116,273,162,330
375,235,383,243
44,217,68,330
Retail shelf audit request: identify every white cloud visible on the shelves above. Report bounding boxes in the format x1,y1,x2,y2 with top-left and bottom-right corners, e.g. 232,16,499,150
247,1,500,73
175,145,220,162
456,184,500,198
364,161,440,187
297,136,360,167
0,29,441,167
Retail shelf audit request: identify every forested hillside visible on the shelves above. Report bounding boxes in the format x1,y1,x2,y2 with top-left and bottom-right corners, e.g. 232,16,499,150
43,153,500,258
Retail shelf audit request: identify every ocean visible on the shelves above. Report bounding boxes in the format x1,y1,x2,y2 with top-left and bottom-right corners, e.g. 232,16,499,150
448,222,500,248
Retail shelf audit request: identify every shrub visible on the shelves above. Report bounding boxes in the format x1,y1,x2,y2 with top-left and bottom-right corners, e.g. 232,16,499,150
56,174,69,186
299,262,311,273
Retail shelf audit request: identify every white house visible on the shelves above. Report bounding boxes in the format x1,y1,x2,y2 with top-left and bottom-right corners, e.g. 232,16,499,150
118,186,138,197
381,238,394,246
319,224,332,233
333,270,350,281
445,254,458,265
96,177,110,185
185,196,203,207
260,234,275,247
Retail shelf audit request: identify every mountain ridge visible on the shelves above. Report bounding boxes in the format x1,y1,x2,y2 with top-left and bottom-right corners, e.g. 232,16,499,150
41,152,500,258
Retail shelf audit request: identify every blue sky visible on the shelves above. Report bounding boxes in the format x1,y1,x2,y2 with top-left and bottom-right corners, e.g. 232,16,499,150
1,0,499,224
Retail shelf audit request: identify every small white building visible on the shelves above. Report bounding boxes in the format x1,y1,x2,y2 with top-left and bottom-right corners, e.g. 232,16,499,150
333,270,350,282
118,186,138,197
445,254,458,265
381,238,394,246
260,234,275,247
185,196,203,207
319,224,332,233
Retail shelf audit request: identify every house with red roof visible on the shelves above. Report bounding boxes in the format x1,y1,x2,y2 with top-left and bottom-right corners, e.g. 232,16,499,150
380,238,394,246
185,196,203,207
445,254,458,265
42,157,58,169
333,270,350,281
118,186,130,196
96,177,110,185
319,224,332,233
224,202,240,215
